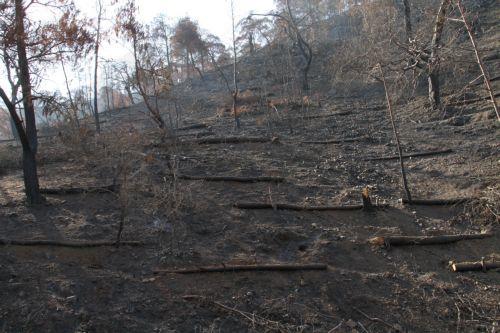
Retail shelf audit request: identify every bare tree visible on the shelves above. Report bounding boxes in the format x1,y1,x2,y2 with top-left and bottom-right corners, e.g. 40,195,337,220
171,17,205,81
0,0,91,204
455,0,499,121
252,0,313,91
93,0,104,133
116,0,170,133
428,0,451,110
379,63,412,203
231,0,240,129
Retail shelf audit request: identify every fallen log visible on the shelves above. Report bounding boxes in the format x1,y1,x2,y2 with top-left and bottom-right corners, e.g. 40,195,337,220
294,112,350,120
369,232,493,247
174,131,214,138
234,202,385,211
365,149,453,161
177,123,208,131
0,239,145,247
0,134,57,144
178,175,285,183
40,184,118,195
193,136,278,145
154,263,327,274
301,136,366,144
451,260,500,272
401,198,471,205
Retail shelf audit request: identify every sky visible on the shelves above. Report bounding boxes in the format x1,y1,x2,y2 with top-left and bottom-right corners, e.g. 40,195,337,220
1,0,277,107
136,0,276,45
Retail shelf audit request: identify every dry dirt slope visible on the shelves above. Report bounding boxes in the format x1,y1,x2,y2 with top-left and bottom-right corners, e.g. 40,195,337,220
0,84,499,332
1,6,500,331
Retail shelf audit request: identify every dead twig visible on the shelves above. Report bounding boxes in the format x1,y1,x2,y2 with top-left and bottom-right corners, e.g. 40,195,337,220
183,295,290,332
353,307,399,331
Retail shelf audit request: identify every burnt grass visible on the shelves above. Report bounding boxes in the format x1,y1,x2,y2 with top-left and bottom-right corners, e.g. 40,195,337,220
1,81,499,332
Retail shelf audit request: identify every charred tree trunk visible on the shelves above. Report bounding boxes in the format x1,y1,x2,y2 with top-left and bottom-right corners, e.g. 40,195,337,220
428,0,451,110
189,52,204,80
286,0,312,92
13,0,43,204
0,87,41,205
161,28,172,70
231,0,240,129
125,84,135,104
15,0,36,155
93,0,103,133
185,49,190,80
402,0,413,41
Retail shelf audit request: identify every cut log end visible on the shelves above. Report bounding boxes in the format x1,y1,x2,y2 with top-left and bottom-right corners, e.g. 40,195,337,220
451,260,500,272
362,187,373,211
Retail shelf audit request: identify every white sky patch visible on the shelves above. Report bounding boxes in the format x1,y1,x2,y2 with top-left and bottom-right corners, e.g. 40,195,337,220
136,0,276,44
1,0,276,99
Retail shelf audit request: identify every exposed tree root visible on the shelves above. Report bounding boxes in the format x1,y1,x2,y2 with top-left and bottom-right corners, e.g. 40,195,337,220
365,149,453,161
155,263,327,274
369,232,493,247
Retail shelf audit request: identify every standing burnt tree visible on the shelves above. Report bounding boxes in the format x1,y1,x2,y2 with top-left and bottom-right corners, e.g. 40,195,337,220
230,0,240,128
252,0,313,91
171,17,205,81
116,0,171,134
93,0,104,133
427,0,451,110
0,0,91,204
